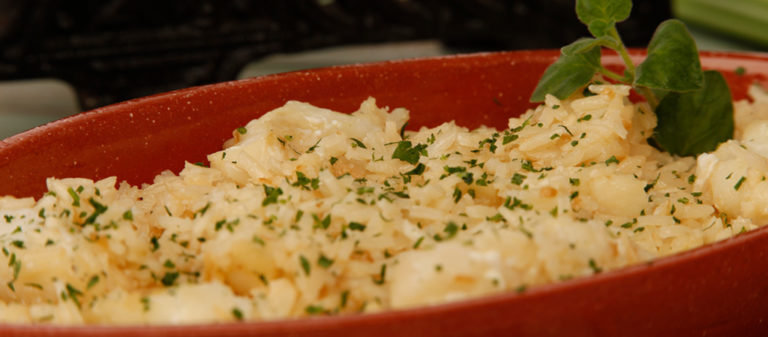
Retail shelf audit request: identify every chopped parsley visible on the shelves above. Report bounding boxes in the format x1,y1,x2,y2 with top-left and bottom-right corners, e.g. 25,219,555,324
476,172,491,186
232,308,244,321
6,254,21,292
433,221,460,241
520,160,550,173
443,222,459,238
348,222,366,231
503,133,519,145
645,174,661,192
150,236,160,252
412,236,425,249
511,173,527,185
453,187,462,203
486,213,505,222
478,134,499,153
318,254,334,269
262,185,283,206
306,138,321,153
404,163,426,176
293,172,319,190
300,255,311,276
313,213,331,229
392,141,428,165
373,264,387,285
25,282,43,290
549,206,558,217
588,258,602,274
340,290,350,308
64,284,84,308
140,297,151,311
504,196,533,211
399,122,409,139
193,203,211,219
161,272,179,286
305,305,326,315
443,166,473,184
67,187,80,207
350,138,367,149
84,198,108,225
734,176,746,190
87,275,100,289
252,235,266,246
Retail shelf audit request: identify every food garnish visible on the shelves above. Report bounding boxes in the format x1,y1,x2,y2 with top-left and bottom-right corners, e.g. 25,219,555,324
531,0,734,157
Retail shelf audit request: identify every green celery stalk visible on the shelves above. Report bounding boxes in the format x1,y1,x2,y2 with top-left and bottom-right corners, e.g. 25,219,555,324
673,0,768,47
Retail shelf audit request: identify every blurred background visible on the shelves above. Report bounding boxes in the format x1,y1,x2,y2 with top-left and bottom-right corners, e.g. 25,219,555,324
1,0,766,139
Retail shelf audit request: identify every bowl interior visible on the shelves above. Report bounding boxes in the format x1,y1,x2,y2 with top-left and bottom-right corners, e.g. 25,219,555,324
2,50,768,336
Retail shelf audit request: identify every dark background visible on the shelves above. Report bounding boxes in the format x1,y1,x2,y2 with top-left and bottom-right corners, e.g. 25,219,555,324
0,0,673,110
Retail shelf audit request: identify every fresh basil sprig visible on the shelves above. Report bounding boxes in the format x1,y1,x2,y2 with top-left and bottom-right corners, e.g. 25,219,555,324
653,71,733,156
530,0,733,157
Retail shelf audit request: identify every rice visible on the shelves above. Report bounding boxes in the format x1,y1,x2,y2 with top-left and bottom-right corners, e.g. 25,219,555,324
1,84,767,324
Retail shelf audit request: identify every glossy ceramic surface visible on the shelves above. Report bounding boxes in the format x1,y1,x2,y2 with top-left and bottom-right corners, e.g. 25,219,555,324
1,50,768,336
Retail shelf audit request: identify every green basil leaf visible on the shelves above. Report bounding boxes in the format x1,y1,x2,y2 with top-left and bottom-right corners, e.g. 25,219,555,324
576,0,632,36
587,20,612,38
530,43,601,102
652,71,733,156
635,19,703,91
562,36,620,56
561,38,599,56
650,88,670,103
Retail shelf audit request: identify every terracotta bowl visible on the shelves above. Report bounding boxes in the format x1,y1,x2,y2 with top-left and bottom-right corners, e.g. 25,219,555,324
2,50,768,337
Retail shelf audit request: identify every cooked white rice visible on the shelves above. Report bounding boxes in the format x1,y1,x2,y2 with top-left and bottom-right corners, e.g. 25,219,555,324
1,84,767,324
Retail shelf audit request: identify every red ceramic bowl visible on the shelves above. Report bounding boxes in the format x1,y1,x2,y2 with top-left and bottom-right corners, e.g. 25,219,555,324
2,50,768,337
